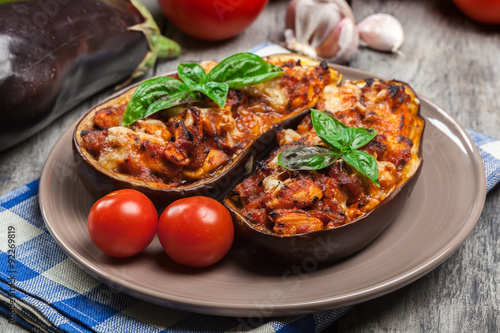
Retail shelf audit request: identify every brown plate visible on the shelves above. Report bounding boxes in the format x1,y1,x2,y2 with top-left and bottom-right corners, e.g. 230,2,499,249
39,66,486,317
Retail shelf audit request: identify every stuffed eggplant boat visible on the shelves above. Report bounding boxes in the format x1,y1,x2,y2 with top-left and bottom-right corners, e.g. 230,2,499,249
224,78,424,264
73,53,341,206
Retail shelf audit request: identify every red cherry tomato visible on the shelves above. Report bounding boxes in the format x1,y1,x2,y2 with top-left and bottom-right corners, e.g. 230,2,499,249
452,0,500,24
158,196,234,267
157,0,269,41
88,189,158,258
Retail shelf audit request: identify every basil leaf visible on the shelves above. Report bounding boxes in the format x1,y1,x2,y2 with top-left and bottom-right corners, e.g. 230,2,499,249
329,127,378,153
207,52,284,89
122,53,286,125
278,145,341,171
223,72,285,89
277,109,380,186
342,150,380,187
348,127,377,150
122,76,198,126
178,63,207,86
330,129,352,153
143,90,200,120
193,82,229,108
178,64,228,107
311,109,348,150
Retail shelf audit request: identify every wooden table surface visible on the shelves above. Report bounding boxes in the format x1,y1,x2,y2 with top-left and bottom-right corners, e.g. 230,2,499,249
1,0,499,332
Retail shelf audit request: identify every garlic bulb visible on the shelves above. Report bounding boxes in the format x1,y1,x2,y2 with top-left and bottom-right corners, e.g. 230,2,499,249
285,0,359,63
357,13,405,53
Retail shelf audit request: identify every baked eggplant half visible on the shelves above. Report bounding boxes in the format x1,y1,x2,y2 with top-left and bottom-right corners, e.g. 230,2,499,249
224,78,424,264
73,53,341,207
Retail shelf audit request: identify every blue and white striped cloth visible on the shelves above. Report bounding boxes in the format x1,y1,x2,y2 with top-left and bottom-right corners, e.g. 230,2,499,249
0,130,498,332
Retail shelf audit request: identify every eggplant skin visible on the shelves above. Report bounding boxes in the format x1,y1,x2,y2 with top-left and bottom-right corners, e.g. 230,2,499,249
225,162,422,265
0,0,148,152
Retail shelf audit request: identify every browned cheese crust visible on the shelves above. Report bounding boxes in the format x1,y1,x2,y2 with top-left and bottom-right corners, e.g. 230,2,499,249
78,58,340,188
232,78,423,236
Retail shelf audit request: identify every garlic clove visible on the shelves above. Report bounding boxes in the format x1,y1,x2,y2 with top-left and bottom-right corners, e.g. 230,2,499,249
357,13,405,53
284,29,319,59
284,0,359,63
316,17,359,62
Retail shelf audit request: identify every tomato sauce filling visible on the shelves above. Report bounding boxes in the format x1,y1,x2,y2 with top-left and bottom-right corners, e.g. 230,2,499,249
79,59,339,188
232,79,423,236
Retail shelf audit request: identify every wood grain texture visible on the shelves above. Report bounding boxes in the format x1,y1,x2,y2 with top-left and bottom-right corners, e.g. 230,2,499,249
1,0,499,332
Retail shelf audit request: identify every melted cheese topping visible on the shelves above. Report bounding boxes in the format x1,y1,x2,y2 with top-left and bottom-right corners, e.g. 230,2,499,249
80,58,339,188
233,79,424,236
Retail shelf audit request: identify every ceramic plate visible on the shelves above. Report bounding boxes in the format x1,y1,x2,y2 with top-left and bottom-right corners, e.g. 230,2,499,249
39,66,486,317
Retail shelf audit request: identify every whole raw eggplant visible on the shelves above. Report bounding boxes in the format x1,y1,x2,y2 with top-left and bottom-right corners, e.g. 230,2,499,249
0,0,180,152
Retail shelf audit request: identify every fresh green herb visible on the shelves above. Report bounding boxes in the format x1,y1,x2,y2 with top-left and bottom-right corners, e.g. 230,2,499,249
121,77,198,125
278,145,342,171
121,52,284,126
278,109,380,186
205,53,284,89
342,149,380,186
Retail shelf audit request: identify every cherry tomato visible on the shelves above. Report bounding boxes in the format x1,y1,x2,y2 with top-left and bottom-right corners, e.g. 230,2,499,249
157,0,269,41
88,189,158,258
158,196,234,267
452,0,500,24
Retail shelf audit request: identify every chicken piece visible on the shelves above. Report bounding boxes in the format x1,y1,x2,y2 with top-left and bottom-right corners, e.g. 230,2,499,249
360,134,387,160
233,169,267,204
308,199,347,228
134,119,171,142
265,177,323,210
162,120,195,166
95,127,181,184
384,134,413,170
163,142,190,166
377,160,398,190
181,107,215,171
240,207,269,228
269,209,324,235
173,120,196,154
327,162,364,205
80,130,108,157
119,140,180,182
93,106,125,129
276,128,301,146
199,108,219,137
182,149,229,180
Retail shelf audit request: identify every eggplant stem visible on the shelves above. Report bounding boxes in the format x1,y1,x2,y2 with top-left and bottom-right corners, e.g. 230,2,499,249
117,0,181,89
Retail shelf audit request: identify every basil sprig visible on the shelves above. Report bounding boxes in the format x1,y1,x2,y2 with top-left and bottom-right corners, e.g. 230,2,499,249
121,52,284,126
278,109,380,187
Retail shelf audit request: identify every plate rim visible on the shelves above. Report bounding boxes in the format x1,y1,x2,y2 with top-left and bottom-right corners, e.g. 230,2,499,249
39,64,487,316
